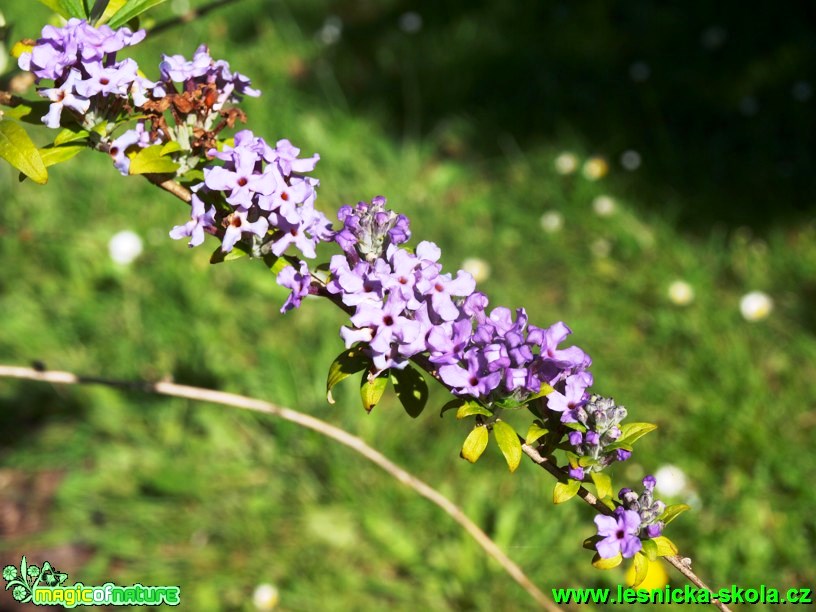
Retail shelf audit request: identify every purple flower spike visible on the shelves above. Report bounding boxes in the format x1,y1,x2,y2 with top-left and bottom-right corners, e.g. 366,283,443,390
594,509,642,559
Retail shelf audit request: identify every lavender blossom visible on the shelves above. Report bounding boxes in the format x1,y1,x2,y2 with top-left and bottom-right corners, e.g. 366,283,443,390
594,508,643,559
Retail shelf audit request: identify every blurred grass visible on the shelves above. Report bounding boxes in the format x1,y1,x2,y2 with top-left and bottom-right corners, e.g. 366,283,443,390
1,1,815,610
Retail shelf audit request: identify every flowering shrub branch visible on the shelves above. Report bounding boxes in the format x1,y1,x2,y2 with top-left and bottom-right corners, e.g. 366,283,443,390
0,3,731,610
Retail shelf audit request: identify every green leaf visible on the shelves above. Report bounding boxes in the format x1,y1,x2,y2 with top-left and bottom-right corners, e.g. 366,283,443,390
262,253,290,276
650,535,679,557
35,0,89,19
360,371,389,413
590,472,613,499
95,0,128,25
128,144,179,175
160,140,182,155
524,422,549,445
659,504,690,525
641,537,658,561
0,120,48,184
108,0,170,28
582,535,601,551
553,479,581,504
526,382,555,402
613,422,658,448
209,242,251,264
326,347,369,404
632,552,649,587
461,426,489,463
440,398,467,417
455,401,493,419
492,420,522,472
39,145,85,167
591,552,622,570
54,127,90,146
389,365,428,418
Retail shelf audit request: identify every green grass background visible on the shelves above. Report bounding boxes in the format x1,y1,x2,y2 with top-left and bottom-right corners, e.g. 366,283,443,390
1,1,815,610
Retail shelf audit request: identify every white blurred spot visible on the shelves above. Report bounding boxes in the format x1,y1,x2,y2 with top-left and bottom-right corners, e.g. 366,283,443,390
792,80,813,102
540,211,564,233
461,258,490,283
582,156,609,181
629,61,651,82
739,96,759,116
620,149,642,171
554,152,578,175
592,195,616,217
252,584,280,611
700,26,727,50
398,12,423,33
654,464,688,497
109,230,143,265
740,291,773,321
668,280,694,306
317,16,343,46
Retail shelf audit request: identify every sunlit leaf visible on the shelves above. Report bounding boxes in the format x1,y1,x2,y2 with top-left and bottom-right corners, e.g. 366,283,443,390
360,371,389,413
0,120,48,184
389,365,428,418
39,144,85,167
591,552,622,570
461,426,488,463
590,472,612,499
95,0,128,25
492,420,522,472
650,536,679,557
35,0,89,19
455,401,492,419
440,398,466,417
641,537,658,561
553,479,581,504
128,144,179,175
326,346,369,404
209,242,251,264
632,552,649,587
54,127,90,146
524,422,548,445
659,504,690,526
108,0,170,28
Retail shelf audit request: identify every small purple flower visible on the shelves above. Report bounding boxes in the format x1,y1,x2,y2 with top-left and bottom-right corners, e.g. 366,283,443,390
221,210,269,253
439,349,502,398
40,69,90,128
568,466,585,480
277,261,312,313
594,508,643,559
169,193,217,247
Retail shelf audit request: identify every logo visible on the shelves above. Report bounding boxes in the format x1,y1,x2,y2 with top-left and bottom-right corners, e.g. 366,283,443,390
3,556,180,607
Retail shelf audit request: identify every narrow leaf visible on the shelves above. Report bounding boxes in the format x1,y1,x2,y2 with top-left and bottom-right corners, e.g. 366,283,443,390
617,422,657,446
492,420,522,472
35,1,71,18
461,426,488,463
96,0,128,25
632,552,649,587
360,372,389,413
54,127,90,146
650,536,679,557
39,145,85,167
389,365,428,418
591,552,622,570
659,504,690,526
553,479,581,504
128,144,179,175
326,347,369,404
0,120,48,184
455,401,493,419
524,422,548,445
590,472,612,499
36,0,89,18
108,0,170,28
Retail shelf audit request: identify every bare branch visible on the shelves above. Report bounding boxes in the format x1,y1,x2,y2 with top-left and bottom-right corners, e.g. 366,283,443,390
0,364,559,611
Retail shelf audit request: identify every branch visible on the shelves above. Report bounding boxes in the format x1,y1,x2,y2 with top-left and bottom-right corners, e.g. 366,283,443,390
123,174,731,611
0,365,559,611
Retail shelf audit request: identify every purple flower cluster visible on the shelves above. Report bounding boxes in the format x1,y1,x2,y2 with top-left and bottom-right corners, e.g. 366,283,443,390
172,130,332,272
593,476,666,559
619,476,666,538
327,197,591,399
564,395,631,480
18,19,147,128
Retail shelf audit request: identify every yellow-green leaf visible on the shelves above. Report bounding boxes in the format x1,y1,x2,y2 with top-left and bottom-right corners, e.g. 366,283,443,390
209,242,251,264
659,503,690,526
440,398,467,417
360,372,389,413
641,537,658,561
54,127,90,146
526,382,555,401
160,140,182,155
389,365,428,418
0,120,48,184
590,472,612,499
524,422,549,445
461,426,489,463
650,536,679,557
591,552,622,570
632,552,649,587
108,0,170,28
553,479,581,504
35,0,89,19
455,401,493,419
128,144,179,175
39,145,85,167
492,420,522,472
326,347,369,404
